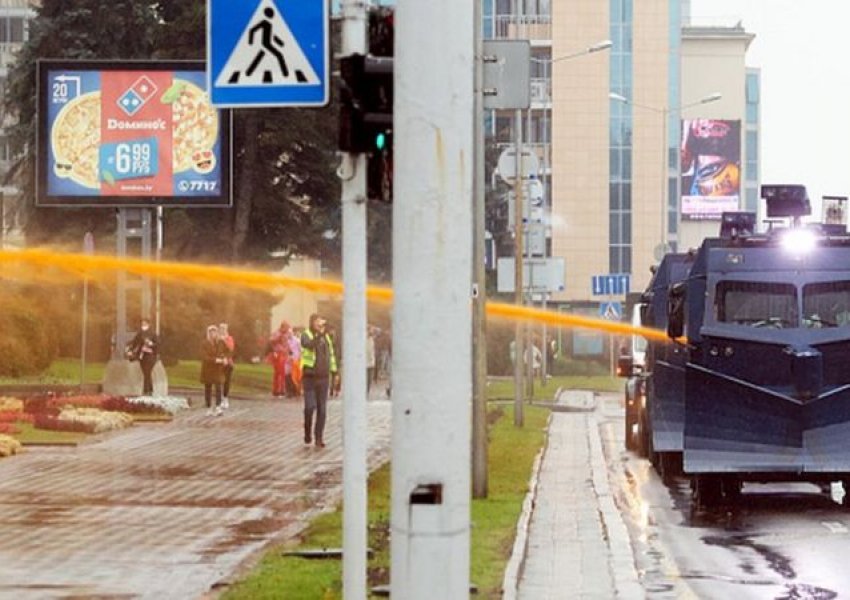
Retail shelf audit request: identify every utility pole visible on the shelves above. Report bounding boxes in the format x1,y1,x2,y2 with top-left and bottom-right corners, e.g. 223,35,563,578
513,109,525,427
391,0,474,597
339,1,369,598
472,0,489,499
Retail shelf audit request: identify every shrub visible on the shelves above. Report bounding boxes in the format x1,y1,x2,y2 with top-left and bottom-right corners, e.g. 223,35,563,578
0,423,20,435
0,434,22,457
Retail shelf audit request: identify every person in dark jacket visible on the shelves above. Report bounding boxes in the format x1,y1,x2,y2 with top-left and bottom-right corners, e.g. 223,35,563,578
125,318,159,396
300,314,337,447
200,325,229,417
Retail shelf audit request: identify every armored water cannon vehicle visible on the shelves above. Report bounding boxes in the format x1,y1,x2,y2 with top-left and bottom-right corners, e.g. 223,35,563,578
622,184,850,508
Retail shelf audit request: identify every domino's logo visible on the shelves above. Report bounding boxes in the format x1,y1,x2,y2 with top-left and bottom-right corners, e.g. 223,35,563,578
117,76,158,116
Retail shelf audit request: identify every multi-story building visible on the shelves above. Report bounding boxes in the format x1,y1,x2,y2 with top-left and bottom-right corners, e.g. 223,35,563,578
0,0,34,248
487,1,759,306
677,21,757,250
484,0,553,257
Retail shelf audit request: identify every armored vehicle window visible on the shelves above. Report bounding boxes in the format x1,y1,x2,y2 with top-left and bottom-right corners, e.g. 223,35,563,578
802,282,850,328
716,281,798,328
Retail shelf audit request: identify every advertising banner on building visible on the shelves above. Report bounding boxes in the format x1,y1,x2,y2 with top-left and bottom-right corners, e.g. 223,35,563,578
37,61,231,207
680,119,741,220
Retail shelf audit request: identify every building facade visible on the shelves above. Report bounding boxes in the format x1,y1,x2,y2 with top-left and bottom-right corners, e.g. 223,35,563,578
677,22,757,250
485,1,760,307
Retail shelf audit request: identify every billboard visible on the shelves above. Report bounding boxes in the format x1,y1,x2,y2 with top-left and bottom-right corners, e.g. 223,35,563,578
680,119,741,220
37,60,231,207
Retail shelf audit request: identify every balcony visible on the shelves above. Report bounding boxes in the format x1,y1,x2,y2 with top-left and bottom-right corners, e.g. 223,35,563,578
492,14,552,44
530,77,551,107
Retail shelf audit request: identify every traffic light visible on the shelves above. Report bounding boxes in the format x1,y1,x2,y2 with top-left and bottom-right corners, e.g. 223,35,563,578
338,7,394,202
338,54,393,154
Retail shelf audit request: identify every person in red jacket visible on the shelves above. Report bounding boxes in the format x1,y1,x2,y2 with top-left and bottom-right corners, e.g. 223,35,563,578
266,321,291,397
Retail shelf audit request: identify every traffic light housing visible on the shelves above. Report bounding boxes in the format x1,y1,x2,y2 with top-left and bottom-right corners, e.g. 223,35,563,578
338,7,394,202
338,54,393,154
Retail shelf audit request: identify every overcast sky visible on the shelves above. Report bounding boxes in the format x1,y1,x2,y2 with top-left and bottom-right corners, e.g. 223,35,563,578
691,0,850,216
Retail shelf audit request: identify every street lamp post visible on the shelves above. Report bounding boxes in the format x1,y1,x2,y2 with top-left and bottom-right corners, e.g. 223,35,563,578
609,91,722,251
517,40,611,390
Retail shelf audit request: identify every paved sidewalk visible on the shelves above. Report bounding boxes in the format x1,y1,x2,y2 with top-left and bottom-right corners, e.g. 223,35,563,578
0,397,391,599
516,402,642,599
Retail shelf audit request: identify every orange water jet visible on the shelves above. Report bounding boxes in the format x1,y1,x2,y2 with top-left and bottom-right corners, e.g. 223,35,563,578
0,248,670,343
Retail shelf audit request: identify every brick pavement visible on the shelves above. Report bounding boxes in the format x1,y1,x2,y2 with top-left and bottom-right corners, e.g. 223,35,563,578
516,405,641,600
0,396,392,600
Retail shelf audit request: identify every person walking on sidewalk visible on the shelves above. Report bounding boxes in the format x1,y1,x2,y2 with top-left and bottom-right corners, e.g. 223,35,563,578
125,318,159,396
200,325,229,417
266,321,291,397
301,314,337,448
287,327,302,397
219,322,235,410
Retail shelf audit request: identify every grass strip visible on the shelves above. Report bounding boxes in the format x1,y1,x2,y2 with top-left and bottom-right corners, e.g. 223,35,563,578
223,405,549,599
486,374,621,400
14,423,88,446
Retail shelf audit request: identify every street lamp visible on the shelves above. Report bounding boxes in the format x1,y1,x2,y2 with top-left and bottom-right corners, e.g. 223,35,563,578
511,39,611,395
609,91,722,252
551,39,613,63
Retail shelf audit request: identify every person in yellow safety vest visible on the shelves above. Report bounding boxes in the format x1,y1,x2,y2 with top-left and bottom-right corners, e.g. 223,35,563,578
300,313,338,448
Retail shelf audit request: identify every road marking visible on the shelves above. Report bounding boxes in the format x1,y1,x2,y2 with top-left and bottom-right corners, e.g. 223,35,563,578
821,521,848,534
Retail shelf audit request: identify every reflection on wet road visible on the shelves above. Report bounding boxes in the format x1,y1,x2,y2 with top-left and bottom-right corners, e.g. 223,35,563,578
596,393,848,600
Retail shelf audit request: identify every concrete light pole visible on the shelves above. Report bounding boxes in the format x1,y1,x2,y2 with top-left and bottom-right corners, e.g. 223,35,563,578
609,91,721,250
339,1,369,598
391,0,475,597
472,0,488,498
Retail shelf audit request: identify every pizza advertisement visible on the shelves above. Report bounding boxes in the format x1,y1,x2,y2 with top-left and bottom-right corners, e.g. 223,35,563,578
37,61,231,207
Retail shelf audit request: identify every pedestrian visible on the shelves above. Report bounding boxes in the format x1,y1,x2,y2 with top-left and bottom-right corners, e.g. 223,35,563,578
301,314,338,448
266,321,291,397
219,322,235,409
125,317,159,396
366,326,376,393
287,327,302,397
326,324,342,397
200,325,228,417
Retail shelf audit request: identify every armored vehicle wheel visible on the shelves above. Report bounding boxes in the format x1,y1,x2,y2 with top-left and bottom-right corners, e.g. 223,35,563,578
636,411,649,458
693,475,723,510
721,477,742,504
624,395,640,452
657,452,682,482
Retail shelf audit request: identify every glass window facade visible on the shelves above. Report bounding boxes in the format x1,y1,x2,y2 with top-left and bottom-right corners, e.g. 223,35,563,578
746,72,760,124
609,0,633,275
667,0,682,238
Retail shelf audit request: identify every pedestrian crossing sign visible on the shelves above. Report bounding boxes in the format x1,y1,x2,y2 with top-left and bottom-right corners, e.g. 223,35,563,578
207,0,329,108
599,301,622,321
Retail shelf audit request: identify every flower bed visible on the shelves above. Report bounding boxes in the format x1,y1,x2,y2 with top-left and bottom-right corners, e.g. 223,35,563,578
0,434,22,457
0,397,23,413
55,407,134,434
126,396,189,415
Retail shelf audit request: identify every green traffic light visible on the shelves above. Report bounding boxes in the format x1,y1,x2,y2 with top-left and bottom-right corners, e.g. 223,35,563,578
375,132,387,151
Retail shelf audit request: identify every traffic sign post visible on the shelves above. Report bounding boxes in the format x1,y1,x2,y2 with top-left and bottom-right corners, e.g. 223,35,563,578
207,0,329,107
497,146,540,186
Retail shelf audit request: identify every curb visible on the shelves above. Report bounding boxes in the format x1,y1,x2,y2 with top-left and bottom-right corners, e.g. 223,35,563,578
587,401,644,598
501,411,551,600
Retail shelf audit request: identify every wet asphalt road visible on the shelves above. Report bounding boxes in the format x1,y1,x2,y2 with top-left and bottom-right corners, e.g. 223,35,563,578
596,393,850,600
